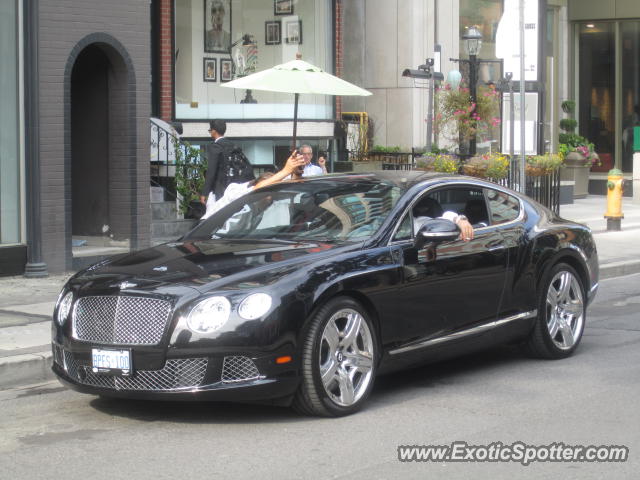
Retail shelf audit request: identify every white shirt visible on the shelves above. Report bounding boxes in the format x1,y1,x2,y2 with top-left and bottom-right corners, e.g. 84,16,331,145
302,164,324,177
413,211,460,234
201,182,253,220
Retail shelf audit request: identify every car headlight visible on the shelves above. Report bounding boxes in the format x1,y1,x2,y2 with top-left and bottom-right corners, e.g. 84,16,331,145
238,293,272,320
186,296,231,333
56,292,74,326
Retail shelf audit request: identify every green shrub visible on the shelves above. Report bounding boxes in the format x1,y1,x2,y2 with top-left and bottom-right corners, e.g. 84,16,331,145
559,118,577,132
561,100,576,114
174,140,206,215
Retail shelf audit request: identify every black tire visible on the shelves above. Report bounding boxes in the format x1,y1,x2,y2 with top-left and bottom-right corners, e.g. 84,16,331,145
524,262,586,359
293,297,378,417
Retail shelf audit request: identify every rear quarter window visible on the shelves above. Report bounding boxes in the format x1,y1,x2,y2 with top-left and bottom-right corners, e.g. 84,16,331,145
486,188,520,225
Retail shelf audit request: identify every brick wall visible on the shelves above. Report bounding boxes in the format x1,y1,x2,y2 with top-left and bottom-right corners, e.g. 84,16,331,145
335,0,343,117
38,0,151,273
159,0,173,121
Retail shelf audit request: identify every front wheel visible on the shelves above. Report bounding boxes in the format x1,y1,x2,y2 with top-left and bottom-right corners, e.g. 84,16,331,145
524,263,586,359
293,297,377,417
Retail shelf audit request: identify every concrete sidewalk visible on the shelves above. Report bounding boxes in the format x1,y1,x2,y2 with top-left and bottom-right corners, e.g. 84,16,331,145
1,195,639,390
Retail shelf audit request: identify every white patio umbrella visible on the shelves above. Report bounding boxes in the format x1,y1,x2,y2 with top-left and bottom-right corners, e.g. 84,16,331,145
221,54,372,149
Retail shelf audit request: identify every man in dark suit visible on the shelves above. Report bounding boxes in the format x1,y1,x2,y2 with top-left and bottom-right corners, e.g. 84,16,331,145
200,119,236,218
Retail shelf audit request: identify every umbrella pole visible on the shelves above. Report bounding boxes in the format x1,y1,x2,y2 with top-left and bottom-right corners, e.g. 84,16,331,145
292,92,299,151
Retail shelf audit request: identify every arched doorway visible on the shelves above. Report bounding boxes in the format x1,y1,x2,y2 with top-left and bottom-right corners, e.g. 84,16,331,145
68,39,136,263
71,45,110,236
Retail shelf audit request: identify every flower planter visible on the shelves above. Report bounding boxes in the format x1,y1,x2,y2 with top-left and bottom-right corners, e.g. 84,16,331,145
462,164,487,178
560,154,591,198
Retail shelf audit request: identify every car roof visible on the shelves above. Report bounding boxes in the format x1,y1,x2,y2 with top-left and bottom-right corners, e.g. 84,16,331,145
280,171,452,192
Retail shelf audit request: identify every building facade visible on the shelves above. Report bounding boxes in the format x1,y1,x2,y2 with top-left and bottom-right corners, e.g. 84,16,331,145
0,0,25,275
0,0,153,275
568,0,640,192
2,0,639,276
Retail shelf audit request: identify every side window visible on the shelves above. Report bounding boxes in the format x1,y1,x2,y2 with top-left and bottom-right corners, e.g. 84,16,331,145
419,187,489,227
393,213,412,242
485,188,520,225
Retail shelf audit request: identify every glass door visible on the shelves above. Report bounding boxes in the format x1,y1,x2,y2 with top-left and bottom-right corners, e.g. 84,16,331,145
621,21,640,173
577,23,615,172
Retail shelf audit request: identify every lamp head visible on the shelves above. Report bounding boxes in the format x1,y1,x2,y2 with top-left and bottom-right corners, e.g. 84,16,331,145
463,25,483,56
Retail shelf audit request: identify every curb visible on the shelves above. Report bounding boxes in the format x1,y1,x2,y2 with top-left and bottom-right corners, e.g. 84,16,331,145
599,259,640,280
1,263,639,391
0,351,54,389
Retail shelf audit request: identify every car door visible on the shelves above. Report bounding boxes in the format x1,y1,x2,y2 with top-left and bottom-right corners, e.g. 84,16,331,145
384,185,509,347
482,186,525,318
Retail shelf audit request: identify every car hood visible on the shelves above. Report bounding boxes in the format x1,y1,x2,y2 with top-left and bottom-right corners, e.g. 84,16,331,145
71,238,358,294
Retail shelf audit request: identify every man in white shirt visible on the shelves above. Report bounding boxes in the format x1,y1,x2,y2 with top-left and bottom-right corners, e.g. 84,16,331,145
201,150,305,220
299,144,327,176
413,197,474,242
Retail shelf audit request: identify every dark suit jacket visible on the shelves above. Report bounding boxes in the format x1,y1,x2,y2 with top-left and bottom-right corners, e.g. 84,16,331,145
201,137,235,200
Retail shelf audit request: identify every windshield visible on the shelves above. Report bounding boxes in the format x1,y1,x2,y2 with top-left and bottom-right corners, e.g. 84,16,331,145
184,179,403,242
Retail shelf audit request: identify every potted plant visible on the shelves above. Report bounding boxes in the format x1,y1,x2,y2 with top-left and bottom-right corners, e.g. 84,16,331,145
437,83,501,147
462,153,509,181
526,153,563,176
558,100,600,198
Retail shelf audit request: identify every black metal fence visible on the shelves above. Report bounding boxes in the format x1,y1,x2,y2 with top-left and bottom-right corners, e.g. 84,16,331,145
496,158,560,214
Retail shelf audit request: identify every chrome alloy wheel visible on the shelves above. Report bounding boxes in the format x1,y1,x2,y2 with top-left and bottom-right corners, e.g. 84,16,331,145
319,308,375,407
545,270,584,350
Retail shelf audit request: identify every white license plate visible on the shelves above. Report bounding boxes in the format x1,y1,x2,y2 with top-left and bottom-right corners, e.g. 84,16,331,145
91,348,132,375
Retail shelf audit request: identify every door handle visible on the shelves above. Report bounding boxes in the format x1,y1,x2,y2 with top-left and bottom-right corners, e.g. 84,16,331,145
485,239,505,252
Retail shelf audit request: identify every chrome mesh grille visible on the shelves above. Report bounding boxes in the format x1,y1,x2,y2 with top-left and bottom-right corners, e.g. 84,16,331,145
221,356,261,383
63,351,207,391
73,296,172,345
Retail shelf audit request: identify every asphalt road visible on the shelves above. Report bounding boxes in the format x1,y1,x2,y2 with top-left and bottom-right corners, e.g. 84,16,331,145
1,274,639,479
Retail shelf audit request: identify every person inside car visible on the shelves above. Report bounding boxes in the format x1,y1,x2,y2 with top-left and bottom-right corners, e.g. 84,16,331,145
413,197,474,242
201,150,305,220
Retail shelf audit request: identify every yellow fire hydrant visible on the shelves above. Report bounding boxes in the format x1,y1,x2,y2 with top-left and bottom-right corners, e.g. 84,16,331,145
604,168,624,231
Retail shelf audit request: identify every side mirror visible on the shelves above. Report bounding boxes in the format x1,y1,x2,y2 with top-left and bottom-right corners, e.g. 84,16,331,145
415,218,460,249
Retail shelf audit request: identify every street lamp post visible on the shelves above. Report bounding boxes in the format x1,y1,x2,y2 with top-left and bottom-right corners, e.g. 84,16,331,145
449,26,501,157
463,26,482,156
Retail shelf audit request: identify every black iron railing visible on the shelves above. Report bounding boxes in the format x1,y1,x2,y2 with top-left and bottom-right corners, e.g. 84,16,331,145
150,119,276,200
495,158,560,214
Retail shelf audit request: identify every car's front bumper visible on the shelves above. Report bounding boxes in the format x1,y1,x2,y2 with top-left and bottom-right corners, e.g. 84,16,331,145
51,342,300,402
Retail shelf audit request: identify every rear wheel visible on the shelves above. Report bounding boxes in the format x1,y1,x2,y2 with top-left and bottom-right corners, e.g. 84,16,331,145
525,263,586,359
293,297,377,417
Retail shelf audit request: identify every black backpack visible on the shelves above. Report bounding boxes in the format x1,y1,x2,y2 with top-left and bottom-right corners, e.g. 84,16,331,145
218,145,255,190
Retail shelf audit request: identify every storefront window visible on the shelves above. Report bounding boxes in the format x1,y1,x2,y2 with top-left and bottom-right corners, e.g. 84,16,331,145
0,0,21,245
578,23,615,172
621,21,640,173
175,0,333,121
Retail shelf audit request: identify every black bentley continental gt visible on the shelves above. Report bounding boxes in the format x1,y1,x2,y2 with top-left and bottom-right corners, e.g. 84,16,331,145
52,172,598,416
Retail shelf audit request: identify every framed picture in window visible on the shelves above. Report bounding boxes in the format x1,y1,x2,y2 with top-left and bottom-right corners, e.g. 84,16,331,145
265,20,281,45
204,0,232,53
274,0,293,16
285,20,302,45
220,58,233,82
203,58,217,82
